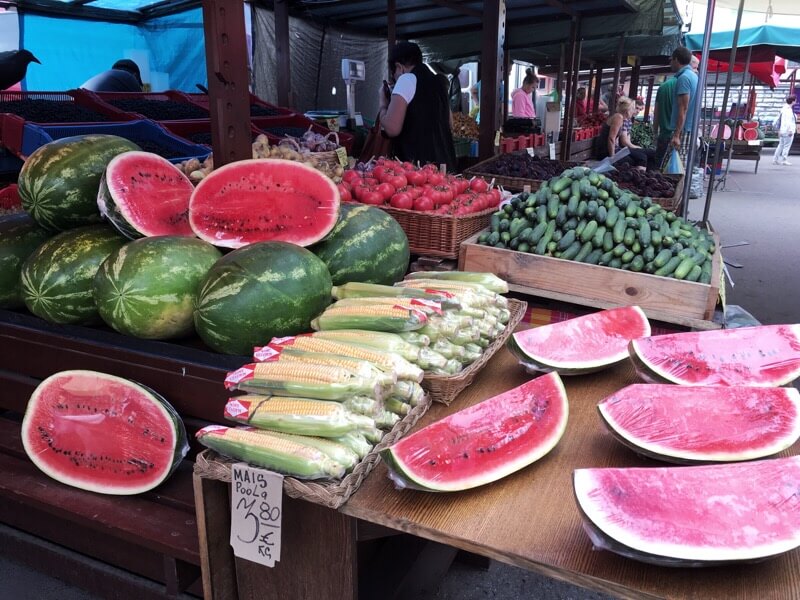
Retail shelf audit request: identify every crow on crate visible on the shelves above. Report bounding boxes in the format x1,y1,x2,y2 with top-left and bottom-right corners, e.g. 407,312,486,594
0,50,41,91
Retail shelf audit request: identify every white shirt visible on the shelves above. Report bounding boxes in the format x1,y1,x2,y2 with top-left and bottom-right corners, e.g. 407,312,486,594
392,73,417,104
779,103,797,136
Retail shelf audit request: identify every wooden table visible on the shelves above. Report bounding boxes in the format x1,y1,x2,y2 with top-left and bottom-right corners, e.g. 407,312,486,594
197,345,800,600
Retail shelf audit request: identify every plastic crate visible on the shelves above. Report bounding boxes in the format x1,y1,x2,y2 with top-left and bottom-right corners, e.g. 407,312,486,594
161,120,263,148
254,113,354,154
85,91,211,122
183,93,294,118
0,148,23,176
19,120,211,163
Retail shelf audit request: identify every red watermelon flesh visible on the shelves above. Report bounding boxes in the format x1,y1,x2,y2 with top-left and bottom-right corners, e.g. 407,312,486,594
381,372,568,492
97,151,195,238
598,384,800,463
21,370,187,495
508,306,650,375
188,158,340,249
574,456,800,565
630,324,800,387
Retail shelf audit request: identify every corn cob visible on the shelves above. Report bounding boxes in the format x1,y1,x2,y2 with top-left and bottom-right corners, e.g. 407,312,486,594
333,432,373,459
292,336,424,382
432,338,467,361
273,346,396,386
266,431,359,472
374,409,400,429
383,397,410,416
495,307,511,324
342,396,379,415
311,329,420,362
196,425,345,480
234,362,385,401
332,281,462,310
420,323,480,346
397,280,506,308
429,358,464,376
460,345,483,365
475,318,495,339
403,271,509,293
397,331,431,346
225,395,376,437
312,304,427,333
362,426,384,444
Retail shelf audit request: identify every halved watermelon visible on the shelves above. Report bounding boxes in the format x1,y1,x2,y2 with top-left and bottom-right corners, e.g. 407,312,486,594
507,306,650,375
97,151,195,238
381,372,568,492
188,158,340,248
21,370,188,495
574,456,800,566
630,324,800,387
598,384,800,463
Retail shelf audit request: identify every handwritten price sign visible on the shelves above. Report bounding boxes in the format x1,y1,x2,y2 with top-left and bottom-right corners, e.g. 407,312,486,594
230,463,283,566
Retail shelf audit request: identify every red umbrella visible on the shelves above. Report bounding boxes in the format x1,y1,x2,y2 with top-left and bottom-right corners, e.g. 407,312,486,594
696,47,786,88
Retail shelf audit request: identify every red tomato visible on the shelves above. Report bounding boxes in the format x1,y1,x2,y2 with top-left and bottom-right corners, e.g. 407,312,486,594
402,161,415,170
405,170,427,186
389,192,413,209
489,187,502,204
386,174,408,189
336,183,352,202
363,177,379,187
426,171,444,186
376,182,396,201
433,185,454,205
453,193,474,206
406,186,423,200
413,196,435,211
470,177,489,193
353,183,375,201
371,165,387,181
360,191,384,205
342,170,361,185
453,178,471,194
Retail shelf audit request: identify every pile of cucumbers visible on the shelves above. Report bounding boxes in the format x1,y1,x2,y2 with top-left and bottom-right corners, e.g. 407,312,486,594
477,166,715,284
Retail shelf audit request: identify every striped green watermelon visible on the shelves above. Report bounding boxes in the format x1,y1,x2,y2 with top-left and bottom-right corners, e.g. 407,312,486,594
194,241,332,355
20,225,126,325
18,135,139,232
311,203,410,285
0,213,52,309
94,236,222,339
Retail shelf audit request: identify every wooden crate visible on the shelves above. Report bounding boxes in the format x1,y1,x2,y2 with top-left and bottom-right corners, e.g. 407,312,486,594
458,232,722,329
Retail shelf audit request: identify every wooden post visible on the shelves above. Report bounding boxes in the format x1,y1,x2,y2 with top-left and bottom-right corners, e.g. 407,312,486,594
556,43,565,108
502,34,510,123
629,57,640,99
561,17,581,160
478,0,506,160
202,0,252,167
643,76,655,121
609,35,624,115
387,0,396,52
593,66,602,110
586,62,595,104
275,0,291,108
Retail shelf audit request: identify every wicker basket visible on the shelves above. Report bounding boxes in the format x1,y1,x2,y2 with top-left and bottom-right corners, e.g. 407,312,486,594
193,393,431,510
463,155,579,192
377,205,495,259
421,298,527,405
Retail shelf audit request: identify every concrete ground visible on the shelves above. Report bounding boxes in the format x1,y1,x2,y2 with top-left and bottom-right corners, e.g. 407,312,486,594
1,150,797,599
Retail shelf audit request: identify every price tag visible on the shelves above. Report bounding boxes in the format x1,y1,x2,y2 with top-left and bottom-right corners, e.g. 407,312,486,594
549,142,556,160
526,147,535,157
494,130,501,147
335,147,348,166
230,463,283,567
523,185,531,194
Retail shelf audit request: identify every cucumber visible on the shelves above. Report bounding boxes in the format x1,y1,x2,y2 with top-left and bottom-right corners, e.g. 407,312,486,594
518,227,533,243
536,205,548,224
653,249,672,268
638,218,651,246
552,229,563,243
598,188,609,201
509,218,529,239
671,242,684,255
655,256,682,277
630,255,645,272
556,205,568,227
699,261,712,284
478,231,490,244
577,200,588,218
592,225,606,249
564,217,579,231
625,201,640,218
674,257,697,280
603,231,614,252
557,229,576,251
517,242,530,253
584,249,603,265
677,247,695,260
535,221,556,254
575,219,588,238
499,219,510,232
547,241,557,253
613,218,627,243
580,220,598,244
612,243,627,258
559,188,572,201
631,241,642,254
490,212,502,231
599,250,614,265
596,205,607,223
574,241,594,263
605,206,620,227
651,230,662,247
586,200,598,219
510,238,520,250
524,206,536,219
623,227,636,247
621,250,635,264
551,177,570,194
686,264,702,282
500,232,511,243
495,242,506,249
487,231,500,245
547,195,560,219
566,194,579,216
644,262,656,274
503,204,514,215
560,241,581,261
529,221,548,244
609,258,623,269
643,246,655,262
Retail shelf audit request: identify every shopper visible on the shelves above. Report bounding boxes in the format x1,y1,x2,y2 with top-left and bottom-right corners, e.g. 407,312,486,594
510,69,538,118
378,42,457,172
81,59,143,92
773,95,797,166
595,96,653,169
669,47,699,162
652,76,677,167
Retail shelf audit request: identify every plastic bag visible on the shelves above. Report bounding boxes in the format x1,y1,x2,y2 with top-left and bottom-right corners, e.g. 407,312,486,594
664,148,684,175
689,166,703,199
588,147,630,174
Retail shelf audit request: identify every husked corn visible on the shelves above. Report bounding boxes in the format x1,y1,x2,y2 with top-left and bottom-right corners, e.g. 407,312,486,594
253,361,354,384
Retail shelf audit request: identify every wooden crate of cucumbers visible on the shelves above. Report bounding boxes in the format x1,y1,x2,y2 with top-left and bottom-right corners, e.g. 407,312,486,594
459,166,722,329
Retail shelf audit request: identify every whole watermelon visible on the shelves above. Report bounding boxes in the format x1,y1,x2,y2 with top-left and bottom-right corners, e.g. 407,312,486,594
194,242,332,355
20,225,127,325
0,213,51,308
18,135,139,232
311,204,410,285
94,236,222,340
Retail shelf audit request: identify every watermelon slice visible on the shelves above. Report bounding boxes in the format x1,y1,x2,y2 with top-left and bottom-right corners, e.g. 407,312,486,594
97,151,195,239
598,384,800,463
630,324,800,387
188,158,340,249
381,372,568,492
22,370,188,495
507,306,650,375
574,456,800,566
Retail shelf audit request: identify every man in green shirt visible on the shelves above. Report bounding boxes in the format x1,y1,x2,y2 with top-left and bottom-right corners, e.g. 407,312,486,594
652,77,676,168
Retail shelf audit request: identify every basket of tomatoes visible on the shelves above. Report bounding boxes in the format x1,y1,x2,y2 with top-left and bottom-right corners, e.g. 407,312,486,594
339,158,503,258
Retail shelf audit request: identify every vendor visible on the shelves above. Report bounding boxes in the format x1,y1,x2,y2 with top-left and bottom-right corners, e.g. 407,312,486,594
81,59,143,92
378,42,457,172
595,96,653,170
575,87,608,117
510,69,538,118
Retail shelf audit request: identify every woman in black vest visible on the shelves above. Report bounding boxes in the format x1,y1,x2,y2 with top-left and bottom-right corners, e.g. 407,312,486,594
377,42,457,172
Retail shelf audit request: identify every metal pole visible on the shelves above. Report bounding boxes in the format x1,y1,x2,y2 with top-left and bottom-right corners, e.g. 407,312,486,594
701,0,745,223
701,63,722,171
718,45,752,190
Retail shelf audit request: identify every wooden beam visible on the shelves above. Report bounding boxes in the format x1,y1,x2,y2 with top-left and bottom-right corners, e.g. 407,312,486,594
17,0,139,22
202,0,252,167
542,0,577,17
561,17,581,160
430,0,482,18
593,66,603,110
275,0,291,108
629,57,641,99
479,0,506,160
643,75,655,121
388,0,396,50
609,35,625,114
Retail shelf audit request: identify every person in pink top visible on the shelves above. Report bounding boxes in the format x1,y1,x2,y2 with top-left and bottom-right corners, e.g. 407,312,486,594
510,68,538,118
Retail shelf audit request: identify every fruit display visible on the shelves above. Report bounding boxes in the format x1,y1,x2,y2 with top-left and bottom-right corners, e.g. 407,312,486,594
194,241,333,355
573,456,800,566
107,97,209,120
21,370,188,495
98,151,195,238
606,163,676,199
310,203,410,286
630,324,800,387
451,112,479,139
470,153,573,181
0,99,108,123
188,158,340,249
577,112,606,128
598,384,800,463
478,166,716,283
18,134,140,231
341,158,500,215
20,224,126,325
382,371,568,492
0,213,51,308
507,306,650,375
93,236,221,340
0,183,22,213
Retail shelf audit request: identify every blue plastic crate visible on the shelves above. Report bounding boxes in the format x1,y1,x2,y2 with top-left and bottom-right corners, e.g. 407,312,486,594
21,119,211,164
0,149,23,176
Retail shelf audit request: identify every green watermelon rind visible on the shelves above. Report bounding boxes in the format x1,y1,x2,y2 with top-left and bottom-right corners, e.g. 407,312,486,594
380,373,569,492
629,324,800,387
21,370,188,496
509,306,651,375
0,214,52,309
97,169,141,240
597,386,800,464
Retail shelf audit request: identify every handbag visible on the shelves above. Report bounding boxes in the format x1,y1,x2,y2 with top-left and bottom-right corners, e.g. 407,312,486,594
359,112,393,162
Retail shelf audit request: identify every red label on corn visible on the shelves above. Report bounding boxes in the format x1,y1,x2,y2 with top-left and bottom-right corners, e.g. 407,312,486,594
270,336,297,345
196,424,229,437
224,365,255,389
224,398,251,418
253,344,282,362
410,298,443,314
424,288,455,298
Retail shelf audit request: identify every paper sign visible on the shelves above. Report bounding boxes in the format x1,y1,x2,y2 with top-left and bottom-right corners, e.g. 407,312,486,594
335,147,347,166
549,142,556,160
523,185,532,193
231,463,283,567
494,130,501,147
526,147,535,157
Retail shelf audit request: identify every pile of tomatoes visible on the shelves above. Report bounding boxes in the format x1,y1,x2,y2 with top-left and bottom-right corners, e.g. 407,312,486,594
338,159,501,216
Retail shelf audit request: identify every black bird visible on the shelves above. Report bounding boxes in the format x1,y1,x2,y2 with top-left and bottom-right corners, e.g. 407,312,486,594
0,50,41,91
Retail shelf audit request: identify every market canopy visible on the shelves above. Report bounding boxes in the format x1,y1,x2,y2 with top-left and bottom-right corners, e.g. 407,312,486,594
686,24,800,63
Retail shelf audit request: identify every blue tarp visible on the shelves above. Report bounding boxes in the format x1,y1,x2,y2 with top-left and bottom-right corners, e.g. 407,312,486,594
21,8,207,92
686,24,800,62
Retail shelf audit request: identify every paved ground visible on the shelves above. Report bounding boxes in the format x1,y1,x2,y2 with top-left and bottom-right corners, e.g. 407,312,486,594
1,150,797,599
